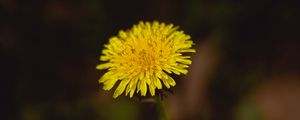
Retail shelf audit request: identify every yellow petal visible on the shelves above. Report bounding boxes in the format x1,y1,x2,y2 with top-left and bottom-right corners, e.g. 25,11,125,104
177,49,196,53
129,82,137,98
98,72,114,83
161,77,170,88
140,79,147,96
103,78,119,90
145,71,151,85
118,30,127,39
167,76,176,86
113,78,130,98
154,77,162,89
149,84,155,96
96,63,112,70
175,58,192,64
126,77,138,96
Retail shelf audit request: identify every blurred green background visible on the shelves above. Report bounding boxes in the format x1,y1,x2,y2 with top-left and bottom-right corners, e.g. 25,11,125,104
1,0,300,120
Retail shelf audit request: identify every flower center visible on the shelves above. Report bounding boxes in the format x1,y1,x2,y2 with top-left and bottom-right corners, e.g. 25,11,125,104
137,48,156,71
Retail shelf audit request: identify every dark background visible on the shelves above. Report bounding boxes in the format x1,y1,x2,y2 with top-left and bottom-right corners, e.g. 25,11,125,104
1,0,300,120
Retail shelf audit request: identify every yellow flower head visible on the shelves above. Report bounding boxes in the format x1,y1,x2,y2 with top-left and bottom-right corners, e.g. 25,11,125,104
97,21,195,98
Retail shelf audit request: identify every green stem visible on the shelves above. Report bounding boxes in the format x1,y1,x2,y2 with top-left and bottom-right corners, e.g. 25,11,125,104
156,96,168,120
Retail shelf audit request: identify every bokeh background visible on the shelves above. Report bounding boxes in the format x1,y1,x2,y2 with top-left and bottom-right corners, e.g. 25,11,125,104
1,0,300,120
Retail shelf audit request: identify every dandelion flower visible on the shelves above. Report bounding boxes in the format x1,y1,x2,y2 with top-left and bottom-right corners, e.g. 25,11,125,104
96,21,195,98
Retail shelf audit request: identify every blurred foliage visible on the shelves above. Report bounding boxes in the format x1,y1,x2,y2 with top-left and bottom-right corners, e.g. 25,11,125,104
1,0,299,120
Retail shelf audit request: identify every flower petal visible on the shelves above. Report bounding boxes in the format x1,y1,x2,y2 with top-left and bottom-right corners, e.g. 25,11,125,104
113,78,130,98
